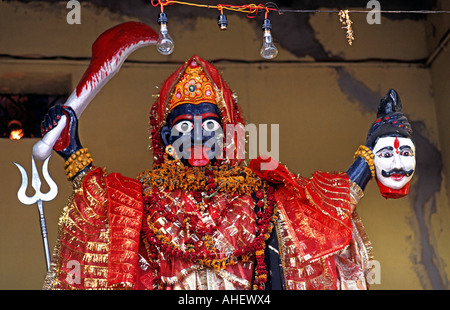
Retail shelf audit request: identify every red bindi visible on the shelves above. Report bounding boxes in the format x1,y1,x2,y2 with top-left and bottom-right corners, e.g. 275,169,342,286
394,137,400,154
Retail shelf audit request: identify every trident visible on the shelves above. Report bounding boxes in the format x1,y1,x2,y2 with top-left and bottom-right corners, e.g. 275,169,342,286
14,156,58,271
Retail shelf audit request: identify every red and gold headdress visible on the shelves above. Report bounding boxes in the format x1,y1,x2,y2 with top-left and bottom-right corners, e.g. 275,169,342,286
168,60,216,110
149,55,245,165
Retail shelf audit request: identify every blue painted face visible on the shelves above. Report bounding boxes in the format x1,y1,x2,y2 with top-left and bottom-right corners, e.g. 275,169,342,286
161,102,223,166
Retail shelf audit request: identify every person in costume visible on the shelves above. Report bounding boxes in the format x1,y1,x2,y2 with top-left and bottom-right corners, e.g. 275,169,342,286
40,55,415,290
37,24,415,290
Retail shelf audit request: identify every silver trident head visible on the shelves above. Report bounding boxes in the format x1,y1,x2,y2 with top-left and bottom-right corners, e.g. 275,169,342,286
14,156,58,271
14,156,58,205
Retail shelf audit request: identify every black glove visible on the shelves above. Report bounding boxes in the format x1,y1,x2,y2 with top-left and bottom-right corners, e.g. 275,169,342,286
41,105,83,161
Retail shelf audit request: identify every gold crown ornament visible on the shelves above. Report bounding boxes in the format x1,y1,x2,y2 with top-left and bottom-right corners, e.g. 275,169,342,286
169,60,217,111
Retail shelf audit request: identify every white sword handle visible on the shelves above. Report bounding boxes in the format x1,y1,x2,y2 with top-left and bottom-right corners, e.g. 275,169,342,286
33,115,67,161
31,22,158,161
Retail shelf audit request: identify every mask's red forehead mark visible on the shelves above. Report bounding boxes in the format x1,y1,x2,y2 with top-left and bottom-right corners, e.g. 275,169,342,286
394,137,400,154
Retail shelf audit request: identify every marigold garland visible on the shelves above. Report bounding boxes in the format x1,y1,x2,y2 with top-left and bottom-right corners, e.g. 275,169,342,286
339,9,354,46
137,159,263,196
137,160,278,290
353,145,375,179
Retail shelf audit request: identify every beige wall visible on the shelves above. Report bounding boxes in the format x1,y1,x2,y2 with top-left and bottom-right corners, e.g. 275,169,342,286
0,1,449,289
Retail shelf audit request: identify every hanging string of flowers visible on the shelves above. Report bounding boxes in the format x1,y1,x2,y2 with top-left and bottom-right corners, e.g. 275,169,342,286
339,9,355,46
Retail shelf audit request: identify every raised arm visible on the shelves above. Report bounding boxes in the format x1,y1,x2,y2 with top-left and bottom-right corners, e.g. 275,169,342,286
41,105,92,180
33,22,158,162
347,89,415,198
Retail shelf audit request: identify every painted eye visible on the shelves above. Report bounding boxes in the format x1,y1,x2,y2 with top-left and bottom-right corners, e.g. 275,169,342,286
400,150,414,156
202,120,221,131
174,121,193,133
378,152,393,158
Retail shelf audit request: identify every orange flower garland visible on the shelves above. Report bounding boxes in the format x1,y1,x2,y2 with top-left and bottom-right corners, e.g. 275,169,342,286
137,159,263,195
138,160,278,290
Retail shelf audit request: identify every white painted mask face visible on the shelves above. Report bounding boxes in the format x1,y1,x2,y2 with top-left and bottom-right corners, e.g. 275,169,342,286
373,136,416,190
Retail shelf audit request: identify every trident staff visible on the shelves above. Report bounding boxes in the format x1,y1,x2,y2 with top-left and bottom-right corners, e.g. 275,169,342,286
14,156,58,271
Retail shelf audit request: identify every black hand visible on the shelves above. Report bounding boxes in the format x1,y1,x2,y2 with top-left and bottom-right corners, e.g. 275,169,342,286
41,105,83,161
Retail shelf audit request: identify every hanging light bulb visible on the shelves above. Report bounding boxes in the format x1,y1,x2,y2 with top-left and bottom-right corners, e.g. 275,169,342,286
260,18,278,59
217,13,228,30
157,12,175,55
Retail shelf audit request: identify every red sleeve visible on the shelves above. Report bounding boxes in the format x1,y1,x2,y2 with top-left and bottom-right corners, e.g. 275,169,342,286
44,167,143,289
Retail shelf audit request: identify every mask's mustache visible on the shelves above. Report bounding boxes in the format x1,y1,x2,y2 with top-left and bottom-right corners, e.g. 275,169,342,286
382,168,414,177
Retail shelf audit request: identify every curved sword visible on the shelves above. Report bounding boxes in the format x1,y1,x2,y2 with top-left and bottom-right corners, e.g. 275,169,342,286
32,22,158,161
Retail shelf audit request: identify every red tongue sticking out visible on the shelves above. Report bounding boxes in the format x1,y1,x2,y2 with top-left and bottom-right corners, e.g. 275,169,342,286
188,145,210,166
